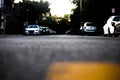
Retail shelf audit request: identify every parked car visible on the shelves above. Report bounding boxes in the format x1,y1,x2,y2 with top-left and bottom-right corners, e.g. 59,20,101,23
49,29,56,34
41,27,48,34
103,15,120,37
80,22,97,35
24,25,42,35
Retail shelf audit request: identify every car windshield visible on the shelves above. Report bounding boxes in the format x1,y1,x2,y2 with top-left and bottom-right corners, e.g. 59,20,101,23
42,27,46,30
113,16,120,21
86,22,96,26
28,25,38,28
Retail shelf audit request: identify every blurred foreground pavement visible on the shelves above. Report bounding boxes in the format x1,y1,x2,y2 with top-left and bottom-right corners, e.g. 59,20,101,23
0,35,120,80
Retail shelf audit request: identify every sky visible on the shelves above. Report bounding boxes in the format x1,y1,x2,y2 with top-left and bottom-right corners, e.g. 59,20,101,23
14,0,75,17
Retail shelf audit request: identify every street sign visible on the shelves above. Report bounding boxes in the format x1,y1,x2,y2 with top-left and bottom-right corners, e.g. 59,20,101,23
112,8,115,14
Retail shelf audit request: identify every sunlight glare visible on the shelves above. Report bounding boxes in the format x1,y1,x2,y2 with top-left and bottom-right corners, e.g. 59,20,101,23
14,0,75,17
48,0,75,17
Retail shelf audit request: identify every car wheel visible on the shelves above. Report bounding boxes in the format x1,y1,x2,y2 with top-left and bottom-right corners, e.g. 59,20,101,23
115,24,120,37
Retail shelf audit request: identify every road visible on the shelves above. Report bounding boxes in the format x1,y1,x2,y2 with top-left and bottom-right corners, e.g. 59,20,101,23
0,35,120,80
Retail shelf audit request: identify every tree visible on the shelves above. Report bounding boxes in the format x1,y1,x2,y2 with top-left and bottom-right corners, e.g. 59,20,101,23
56,15,71,34
70,0,80,33
18,0,50,24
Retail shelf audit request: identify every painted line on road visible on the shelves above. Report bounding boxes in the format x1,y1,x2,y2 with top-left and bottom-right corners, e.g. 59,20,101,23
46,62,120,80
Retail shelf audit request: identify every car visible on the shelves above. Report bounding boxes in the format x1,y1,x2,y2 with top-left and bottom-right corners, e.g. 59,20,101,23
24,25,42,35
49,29,56,34
41,27,47,34
80,22,97,35
41,27,51,34
103,15,120,36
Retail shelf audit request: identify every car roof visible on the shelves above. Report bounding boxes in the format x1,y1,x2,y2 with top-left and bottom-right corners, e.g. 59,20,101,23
84,22,94,24
110,15,120,18
28,24,38,26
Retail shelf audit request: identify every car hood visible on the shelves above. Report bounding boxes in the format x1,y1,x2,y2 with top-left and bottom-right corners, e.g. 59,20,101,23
25,28,39,31
85,26,96,28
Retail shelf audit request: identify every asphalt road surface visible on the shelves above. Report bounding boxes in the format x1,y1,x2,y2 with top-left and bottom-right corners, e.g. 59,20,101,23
0,35,120,80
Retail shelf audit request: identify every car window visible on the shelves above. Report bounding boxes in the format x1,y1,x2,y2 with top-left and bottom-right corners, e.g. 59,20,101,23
113,17,120,21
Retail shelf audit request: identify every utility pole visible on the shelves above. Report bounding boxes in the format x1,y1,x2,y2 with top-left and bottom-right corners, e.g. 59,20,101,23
80,0,83,22
80,0,83,14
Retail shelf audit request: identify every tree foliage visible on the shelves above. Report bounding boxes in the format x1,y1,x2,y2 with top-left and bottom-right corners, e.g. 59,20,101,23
70,0,80,32
57,15,71,34
17,0,50,24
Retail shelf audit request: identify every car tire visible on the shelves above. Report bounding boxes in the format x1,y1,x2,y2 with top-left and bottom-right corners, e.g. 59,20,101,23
115,24,120,37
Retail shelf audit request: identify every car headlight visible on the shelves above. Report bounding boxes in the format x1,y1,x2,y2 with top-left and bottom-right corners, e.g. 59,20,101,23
35,30,39,32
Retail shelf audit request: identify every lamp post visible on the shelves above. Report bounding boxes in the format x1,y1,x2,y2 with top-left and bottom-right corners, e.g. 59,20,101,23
80,0,83,14
11,0,14,15
80,0,83,22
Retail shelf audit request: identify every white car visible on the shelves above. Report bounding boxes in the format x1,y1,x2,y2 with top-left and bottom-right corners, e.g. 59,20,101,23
80,22,97,35
24,25,42,35
103,15,120,36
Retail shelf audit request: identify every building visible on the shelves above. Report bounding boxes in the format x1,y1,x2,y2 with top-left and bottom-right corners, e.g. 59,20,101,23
0,0,4,33
0,0,14,34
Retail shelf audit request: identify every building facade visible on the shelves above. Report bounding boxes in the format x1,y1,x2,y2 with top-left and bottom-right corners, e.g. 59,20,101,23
0,0,14,34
